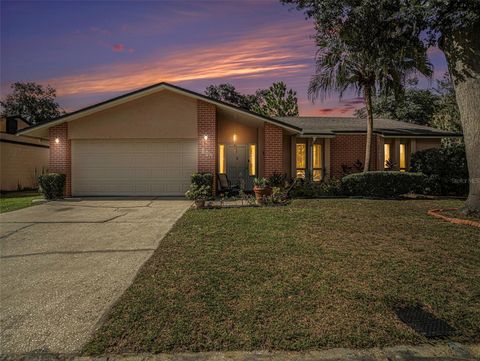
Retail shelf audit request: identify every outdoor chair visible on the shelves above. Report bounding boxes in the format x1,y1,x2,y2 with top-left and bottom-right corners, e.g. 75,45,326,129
217,173,240,197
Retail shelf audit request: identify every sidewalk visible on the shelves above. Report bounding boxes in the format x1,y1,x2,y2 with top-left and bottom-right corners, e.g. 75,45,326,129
2,343,479,361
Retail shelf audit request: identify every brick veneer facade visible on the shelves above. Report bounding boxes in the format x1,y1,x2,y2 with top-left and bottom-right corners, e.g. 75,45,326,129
330,134,378,178
264,123,284,178
197,100,217,194
48,123,71,196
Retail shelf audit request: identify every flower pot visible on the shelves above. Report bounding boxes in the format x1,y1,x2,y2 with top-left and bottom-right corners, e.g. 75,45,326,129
194,199,206,209
253,186,272,205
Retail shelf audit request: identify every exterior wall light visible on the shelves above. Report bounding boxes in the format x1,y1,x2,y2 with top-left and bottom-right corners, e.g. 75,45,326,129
233,133,237,143
203,134,208,141
55,138,60,144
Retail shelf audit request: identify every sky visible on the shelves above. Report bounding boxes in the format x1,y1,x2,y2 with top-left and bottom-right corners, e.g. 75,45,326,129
1,0,449,116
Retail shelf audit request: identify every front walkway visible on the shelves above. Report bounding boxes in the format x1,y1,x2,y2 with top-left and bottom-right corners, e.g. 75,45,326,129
0,198,191,354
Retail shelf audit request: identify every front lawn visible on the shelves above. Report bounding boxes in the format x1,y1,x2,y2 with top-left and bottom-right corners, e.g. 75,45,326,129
0,191,43,213
84,199,480,354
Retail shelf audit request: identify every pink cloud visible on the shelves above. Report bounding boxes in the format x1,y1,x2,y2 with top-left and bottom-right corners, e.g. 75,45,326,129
112,43,125,52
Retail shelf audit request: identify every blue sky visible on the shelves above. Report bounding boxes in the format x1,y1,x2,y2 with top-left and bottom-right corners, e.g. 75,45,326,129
1,0,449,116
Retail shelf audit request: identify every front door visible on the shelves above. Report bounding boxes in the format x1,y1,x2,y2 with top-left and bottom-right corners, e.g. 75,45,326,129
226,144,252,190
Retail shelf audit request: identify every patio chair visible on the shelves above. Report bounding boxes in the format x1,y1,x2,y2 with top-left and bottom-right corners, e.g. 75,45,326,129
217,173,240,197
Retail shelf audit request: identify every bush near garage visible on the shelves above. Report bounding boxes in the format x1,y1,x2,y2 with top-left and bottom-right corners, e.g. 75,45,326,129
38,173,66,200
341,171,426,198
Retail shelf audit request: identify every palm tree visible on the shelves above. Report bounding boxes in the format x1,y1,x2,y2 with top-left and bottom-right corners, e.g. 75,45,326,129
309,36,432,171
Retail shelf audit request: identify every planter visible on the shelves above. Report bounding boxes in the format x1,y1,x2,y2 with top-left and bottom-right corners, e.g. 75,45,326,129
194,199,206,209
253,186,272,205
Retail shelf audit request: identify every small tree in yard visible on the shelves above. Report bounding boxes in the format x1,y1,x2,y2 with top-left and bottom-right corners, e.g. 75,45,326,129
282,0,432,172
0,82,64,124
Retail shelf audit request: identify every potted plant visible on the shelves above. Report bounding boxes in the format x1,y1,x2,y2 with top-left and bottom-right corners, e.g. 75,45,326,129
253,177,272,205
185,183,211,209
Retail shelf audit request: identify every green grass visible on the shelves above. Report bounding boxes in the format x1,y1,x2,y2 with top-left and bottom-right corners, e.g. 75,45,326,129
0,191,43,213
84,199,480,354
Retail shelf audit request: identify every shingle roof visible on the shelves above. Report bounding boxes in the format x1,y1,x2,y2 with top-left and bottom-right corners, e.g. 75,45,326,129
275,116,461,137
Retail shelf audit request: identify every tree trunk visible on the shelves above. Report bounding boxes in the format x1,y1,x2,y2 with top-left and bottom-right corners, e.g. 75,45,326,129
442,25,480,213
363,85,374,172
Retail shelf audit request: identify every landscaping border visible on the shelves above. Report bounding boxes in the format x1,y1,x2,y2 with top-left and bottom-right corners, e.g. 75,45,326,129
427,208,480,228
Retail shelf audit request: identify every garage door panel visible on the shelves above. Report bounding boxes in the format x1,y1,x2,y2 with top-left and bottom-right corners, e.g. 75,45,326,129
72,139,197,196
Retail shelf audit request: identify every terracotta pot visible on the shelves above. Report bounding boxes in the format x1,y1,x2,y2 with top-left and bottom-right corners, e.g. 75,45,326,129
194,199,206,209
253,186,272,205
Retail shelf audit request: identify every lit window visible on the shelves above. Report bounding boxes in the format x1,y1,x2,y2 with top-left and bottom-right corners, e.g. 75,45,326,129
219,144,226,173
313,143,323,181
399,143,406,171
249,144,256,176
384,143,391,169
296,143,306,178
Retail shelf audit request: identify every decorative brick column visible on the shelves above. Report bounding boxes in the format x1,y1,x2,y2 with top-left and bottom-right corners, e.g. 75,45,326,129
197,100,217,194
264,123,283,178
49,123,71,197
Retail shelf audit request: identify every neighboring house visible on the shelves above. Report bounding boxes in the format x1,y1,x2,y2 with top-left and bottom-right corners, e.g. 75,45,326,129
0,116,49,191
18,83,460,197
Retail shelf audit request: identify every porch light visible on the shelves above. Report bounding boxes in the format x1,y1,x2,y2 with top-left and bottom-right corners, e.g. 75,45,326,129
233,133,237,143
203,134,208,141
55,138,60,144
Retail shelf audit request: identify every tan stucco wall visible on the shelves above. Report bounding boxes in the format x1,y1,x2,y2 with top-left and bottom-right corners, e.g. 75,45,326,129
68,90,197,139
0,134,49,191
217,117,258,145
415,138,442,151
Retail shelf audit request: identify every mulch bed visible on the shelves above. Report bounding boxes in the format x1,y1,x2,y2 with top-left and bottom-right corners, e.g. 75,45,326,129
427,208,480,228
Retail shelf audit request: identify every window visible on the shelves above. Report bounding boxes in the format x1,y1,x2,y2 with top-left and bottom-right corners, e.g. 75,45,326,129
249,144,256,176
384,143,391,169
312,143,323,181
399,143,406,171
219,144,226,173
296,143,306,178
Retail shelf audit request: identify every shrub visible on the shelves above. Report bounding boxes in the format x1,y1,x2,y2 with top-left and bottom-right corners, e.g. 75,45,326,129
292,177,343,198
185,184,211,200
268,172,286,188
191,173,213,187
38,173,66,200
188,173,213,199
341,171,426,198
410,144,468,195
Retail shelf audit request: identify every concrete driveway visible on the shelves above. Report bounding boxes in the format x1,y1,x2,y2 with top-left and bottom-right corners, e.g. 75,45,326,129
0,198,191,354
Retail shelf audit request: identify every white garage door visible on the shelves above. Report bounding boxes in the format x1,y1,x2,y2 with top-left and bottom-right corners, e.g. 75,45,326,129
72,139,197,196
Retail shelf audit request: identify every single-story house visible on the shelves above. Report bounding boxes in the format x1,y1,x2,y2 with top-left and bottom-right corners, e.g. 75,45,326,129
18,82,460,197
1,116,49,191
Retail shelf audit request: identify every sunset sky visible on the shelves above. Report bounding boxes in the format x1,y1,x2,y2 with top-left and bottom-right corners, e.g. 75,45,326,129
1,0,449,116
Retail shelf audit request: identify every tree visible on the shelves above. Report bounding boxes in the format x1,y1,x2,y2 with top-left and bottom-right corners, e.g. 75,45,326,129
0,82,64,124
205,83,262,111
429,75,462,144
251,82,299,117
354,79,441,126
205,82,299,117
424,0,480,213
283,0,432,172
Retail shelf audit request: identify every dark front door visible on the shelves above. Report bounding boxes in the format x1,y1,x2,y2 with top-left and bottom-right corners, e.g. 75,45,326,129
226,144,252,190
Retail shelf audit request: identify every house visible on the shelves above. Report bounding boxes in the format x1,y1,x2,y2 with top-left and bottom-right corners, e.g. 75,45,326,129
1,116,49,191
18,82,460,197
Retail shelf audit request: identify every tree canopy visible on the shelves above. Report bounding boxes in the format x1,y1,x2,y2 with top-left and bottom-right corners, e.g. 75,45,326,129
205,81,298,117
0,82,64,124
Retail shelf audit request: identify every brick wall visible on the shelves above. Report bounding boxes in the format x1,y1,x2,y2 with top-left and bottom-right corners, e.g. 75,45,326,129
264,123,284,178
330,134,378,178
197,100,217,193
48,123,71,196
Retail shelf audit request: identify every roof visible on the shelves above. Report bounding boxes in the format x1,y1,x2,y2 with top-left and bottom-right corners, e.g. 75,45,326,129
275,116,462,137
18,82,301,136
